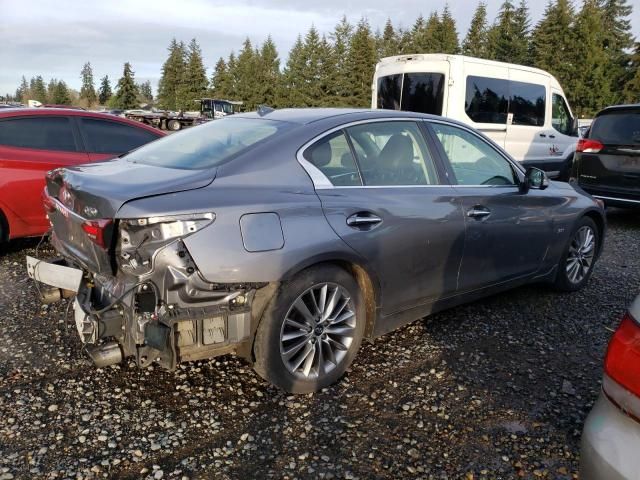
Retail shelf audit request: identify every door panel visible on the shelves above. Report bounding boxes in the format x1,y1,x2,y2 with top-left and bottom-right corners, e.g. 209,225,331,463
319,187,465,315
428,121,553,291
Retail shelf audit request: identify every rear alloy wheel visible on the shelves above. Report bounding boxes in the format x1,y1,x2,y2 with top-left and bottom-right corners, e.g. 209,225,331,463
554,217,599,291
253,265,365,393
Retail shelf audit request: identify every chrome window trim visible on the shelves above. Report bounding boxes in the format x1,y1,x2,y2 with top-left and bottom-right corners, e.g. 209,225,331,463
296,117,442,190
593,195,640,205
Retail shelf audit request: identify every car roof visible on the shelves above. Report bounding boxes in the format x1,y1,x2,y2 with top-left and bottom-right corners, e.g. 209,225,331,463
596,104,640,116
0,107,165,135
235,107,451,125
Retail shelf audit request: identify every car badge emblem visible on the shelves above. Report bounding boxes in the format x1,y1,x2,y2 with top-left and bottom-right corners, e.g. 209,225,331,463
83,206,98,218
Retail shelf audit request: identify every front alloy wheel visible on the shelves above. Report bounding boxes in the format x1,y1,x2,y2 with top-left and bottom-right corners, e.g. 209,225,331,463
280,283,356,379
565,225,596,284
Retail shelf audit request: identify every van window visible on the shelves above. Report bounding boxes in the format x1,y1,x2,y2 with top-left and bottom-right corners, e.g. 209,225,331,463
509,81,545,126
552,94,573,136
377,73,445,115
377,74,402,110
465,76,509,124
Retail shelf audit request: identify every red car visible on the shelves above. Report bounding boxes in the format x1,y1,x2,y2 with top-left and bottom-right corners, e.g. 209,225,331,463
0,108,164,242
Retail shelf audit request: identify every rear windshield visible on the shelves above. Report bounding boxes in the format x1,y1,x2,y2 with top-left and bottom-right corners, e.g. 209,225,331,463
590,111,640,144
126,117,290,170
377,73,445,115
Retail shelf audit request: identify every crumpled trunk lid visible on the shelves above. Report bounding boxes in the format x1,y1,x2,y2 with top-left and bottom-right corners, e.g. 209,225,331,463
45,159,215,274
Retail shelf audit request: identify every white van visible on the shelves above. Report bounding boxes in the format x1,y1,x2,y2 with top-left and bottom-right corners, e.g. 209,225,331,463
372,54,579,179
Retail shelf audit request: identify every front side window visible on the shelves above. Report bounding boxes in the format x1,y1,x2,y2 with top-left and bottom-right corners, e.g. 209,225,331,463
0,116,76,151
81,118,158,154
431,122,518,186
552,94,573,136
346,121,439,186
509,81,545,126
465,76,509,124
304,131,361,186
377,73,445,115
126,117,289,170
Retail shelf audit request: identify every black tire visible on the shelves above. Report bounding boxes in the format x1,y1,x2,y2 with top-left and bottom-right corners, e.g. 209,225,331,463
554,216,599,292
253,265,365,394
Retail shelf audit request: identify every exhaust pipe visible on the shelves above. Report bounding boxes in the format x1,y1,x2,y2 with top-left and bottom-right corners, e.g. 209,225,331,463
86,342,123,368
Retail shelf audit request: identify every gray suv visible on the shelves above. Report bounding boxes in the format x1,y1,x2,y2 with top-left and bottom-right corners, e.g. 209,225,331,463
29,109,605,393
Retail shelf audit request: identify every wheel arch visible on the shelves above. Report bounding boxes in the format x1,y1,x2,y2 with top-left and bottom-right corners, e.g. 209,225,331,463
582,208,606,257
0,207,9,242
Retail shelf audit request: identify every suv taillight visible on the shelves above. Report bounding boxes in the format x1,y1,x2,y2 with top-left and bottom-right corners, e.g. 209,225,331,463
81,219,113,249
576,138,604,153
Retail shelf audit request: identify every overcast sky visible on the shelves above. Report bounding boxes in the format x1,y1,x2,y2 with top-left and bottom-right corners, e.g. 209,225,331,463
1,0,638,96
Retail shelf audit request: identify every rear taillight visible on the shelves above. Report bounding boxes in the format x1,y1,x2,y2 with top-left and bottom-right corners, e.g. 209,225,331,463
603,310,640,422
81,219,113,249
576,138,604,153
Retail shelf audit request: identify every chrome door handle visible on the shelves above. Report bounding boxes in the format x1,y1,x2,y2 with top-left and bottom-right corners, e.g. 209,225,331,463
467,207,491,219
346,213,383,227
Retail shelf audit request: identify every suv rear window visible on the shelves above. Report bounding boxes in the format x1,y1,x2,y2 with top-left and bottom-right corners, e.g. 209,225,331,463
0,116,76,151
590,111,640,144
126,117,289,170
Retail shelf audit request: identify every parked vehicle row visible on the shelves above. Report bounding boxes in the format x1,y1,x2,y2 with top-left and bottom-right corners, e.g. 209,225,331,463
27,108,605,395
0,108,164,242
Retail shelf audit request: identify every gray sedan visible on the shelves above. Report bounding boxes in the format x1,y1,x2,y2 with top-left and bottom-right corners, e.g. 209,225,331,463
29,108,605,393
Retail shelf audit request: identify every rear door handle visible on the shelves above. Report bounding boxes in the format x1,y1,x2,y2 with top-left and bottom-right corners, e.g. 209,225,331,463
539,133,547,138
549,134,556,139
346,212,383,228
467,206,491,219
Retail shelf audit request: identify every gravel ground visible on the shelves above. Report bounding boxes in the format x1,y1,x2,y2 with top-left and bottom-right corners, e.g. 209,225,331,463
0,208,638,480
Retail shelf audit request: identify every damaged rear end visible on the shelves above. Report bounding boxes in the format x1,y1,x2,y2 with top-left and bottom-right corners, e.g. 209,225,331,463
39,161,261,370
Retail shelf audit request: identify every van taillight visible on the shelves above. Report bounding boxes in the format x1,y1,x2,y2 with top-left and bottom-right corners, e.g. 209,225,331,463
604,313,640,396
81,219,112,249
576,138,603,153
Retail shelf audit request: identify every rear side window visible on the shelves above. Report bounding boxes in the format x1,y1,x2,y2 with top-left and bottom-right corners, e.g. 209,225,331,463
377,73,445,115
465,76,509,124
0,116,76,151
81,118,159,154
509,81,545,126
590,112,640,144
304,132,361,186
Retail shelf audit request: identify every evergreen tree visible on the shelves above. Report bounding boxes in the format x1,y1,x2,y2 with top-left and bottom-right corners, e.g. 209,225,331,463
463,2,489,57
437,5,459,54
98,75,112,105
397,27,414,54
234,38,258,109
210,57,234,99
113,62,139,109
623,42,640,102
31,76,47,103
568,0,610,116
412,13,441,52
138,80,153,103
378,19,399,59
330,16,354,105
280,36,307,107
600,0,634,104
530,0,576,88
176,38,207,110
51,81,71,105
46,78,57,103
255,36,281,107
346,19,378,107
79,62,97,106
16,76,29,103
157,38,186,110
487,0,530,63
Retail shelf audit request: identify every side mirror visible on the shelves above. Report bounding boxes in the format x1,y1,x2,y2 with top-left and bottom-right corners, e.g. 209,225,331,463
572,117,579,137
520,167,549,193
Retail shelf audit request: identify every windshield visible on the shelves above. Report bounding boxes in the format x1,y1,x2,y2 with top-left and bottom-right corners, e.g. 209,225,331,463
126,117,290,170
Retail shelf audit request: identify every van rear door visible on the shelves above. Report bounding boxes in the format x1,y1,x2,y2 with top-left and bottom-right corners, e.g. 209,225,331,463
462,61,508,148
505,68,550,163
